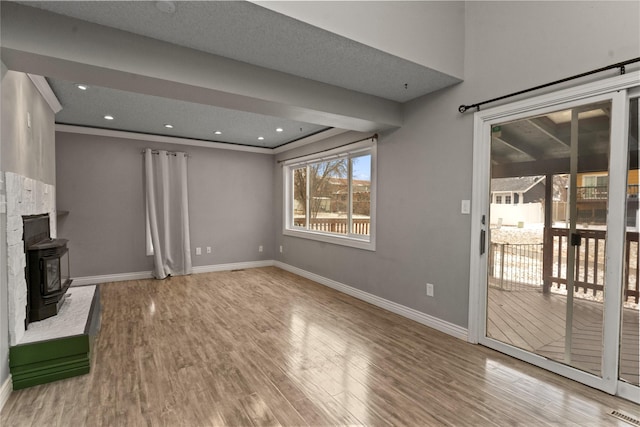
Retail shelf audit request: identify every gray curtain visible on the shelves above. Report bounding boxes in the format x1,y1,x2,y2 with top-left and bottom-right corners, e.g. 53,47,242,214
144,148,192,279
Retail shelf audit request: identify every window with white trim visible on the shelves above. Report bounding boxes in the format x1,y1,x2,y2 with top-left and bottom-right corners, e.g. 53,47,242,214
283,139,376,250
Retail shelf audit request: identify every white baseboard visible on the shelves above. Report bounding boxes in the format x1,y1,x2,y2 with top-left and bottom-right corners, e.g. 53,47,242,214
0,375,12,413
71,271,153,286
71,261,275,286
192,260,274,274
70,260,467,341
274,261,468,341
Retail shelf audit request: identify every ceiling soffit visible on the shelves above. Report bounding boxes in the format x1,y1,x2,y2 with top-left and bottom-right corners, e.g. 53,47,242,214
17,0,461,103
1,2,403,138
1,1,466,148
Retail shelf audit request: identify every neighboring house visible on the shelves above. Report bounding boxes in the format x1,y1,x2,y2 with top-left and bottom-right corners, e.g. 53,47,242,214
490,176,545,226
491,173,639,226
577,171,639,225
490,176,545,205
293,178,371,216
326,178,371,215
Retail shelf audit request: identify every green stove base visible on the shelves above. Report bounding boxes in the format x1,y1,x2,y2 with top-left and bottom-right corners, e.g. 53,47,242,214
9,286,101,390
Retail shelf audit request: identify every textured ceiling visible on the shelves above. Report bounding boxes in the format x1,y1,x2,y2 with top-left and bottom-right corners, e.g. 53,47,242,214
48,79,328,148
21,1,459,103
12,1,462,147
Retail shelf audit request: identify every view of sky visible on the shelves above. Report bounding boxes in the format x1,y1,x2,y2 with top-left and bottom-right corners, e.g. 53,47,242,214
352,154,371,181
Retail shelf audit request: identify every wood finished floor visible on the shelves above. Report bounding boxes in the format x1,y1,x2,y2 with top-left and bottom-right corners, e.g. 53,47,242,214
1,267,638,426
487,285,639,384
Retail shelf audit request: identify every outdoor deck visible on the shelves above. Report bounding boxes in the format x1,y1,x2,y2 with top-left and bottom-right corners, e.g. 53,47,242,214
487,284,639,385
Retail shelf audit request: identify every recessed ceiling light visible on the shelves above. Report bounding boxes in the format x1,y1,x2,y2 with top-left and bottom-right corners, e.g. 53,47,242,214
258,136,265,140
76,84,88,90
104,115,114,120
276,127,283,132
164,124,173,129
214,131,222,135
155,1,175,14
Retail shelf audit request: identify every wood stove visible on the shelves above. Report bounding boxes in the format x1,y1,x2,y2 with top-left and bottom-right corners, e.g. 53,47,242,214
23,214,72,324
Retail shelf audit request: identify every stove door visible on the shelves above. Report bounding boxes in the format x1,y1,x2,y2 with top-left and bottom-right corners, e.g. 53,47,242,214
43,257,61,295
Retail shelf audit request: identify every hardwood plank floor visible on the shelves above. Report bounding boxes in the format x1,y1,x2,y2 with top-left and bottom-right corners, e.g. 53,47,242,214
487,284,639,384
1,267,638,426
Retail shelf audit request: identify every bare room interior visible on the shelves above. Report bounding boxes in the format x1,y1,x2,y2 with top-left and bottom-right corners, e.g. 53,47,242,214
1,1,639,425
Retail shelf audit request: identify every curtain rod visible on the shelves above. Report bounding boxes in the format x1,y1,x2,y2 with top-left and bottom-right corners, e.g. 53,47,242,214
276,134,377,164
141,149,190,157
458,57,640,113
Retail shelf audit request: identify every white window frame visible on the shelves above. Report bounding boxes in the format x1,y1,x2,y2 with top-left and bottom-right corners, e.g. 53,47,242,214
283,139,376,251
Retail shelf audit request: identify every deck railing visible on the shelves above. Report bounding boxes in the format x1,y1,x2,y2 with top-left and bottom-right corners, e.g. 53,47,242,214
293,217,370,235
294,217,639,303
488,243,543,291
489,229,639,304
575,184,639,200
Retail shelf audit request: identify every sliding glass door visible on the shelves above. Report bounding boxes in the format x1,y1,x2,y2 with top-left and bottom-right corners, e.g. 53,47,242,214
618,91,639,401
470,72,639,401
486,99,612,378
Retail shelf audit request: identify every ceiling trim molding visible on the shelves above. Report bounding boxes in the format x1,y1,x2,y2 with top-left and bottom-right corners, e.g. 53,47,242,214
55,125,273,154
27,74,62,113
272,128,349,154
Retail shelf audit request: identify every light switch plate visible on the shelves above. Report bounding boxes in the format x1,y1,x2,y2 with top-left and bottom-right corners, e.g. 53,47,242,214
461,200,471,214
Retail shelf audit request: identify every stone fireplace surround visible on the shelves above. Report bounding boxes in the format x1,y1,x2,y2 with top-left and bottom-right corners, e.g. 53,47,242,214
4,171,56,346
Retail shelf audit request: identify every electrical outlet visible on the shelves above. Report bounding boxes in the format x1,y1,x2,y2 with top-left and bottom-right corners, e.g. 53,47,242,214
279,245,283,253
258,245,263,252
426,283,434,297
195,247,201,255
206,246,211,254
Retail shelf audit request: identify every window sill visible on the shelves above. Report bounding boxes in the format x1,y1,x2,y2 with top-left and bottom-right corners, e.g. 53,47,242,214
283,228,375,251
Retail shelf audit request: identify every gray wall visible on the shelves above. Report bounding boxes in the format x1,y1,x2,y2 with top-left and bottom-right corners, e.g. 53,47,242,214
0,71,56,185
0,68,56,386
56,132,275,277
275,1,640,329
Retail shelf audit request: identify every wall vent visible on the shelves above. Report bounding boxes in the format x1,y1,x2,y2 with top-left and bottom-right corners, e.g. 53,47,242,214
610,410,640,426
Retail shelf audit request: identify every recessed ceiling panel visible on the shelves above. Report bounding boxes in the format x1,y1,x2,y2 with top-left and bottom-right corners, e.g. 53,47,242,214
48,78,328,148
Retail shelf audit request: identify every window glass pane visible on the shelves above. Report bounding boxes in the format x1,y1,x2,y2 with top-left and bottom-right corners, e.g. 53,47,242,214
309,159,348,234
351,154,371,235
293,167,307,228
620,96,638,386
45,259,60,293
283,141,375,249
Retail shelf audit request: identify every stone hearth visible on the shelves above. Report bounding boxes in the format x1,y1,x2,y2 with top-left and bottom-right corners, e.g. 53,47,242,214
5,171,56,345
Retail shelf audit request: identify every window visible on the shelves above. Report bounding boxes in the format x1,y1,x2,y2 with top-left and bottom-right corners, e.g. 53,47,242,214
583,175,609,187
505,195,512,204
495,195,502,204
284,139,376,250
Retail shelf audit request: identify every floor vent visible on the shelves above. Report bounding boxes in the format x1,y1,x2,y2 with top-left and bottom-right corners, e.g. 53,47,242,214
610,410,640,426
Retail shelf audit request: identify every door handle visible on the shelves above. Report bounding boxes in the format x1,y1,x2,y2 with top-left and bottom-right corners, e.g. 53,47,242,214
480,229,486,255
570,233,581,246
